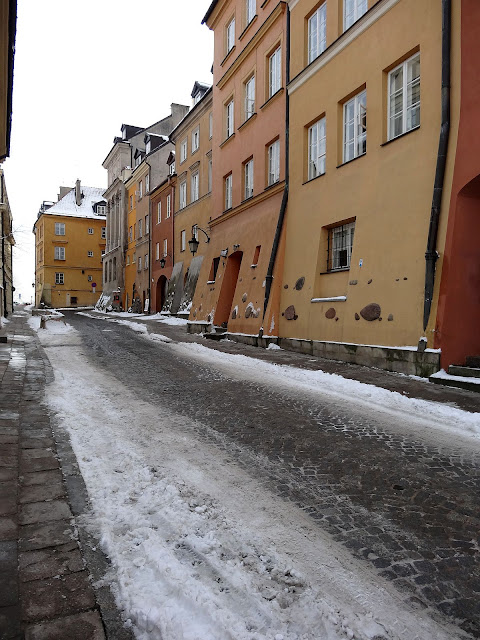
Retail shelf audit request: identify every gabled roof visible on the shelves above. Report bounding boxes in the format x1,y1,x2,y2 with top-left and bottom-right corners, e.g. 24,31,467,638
38,186,106,220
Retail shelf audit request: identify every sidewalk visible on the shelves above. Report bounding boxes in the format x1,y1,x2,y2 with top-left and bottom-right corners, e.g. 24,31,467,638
0,311,131,640
82,309,480,414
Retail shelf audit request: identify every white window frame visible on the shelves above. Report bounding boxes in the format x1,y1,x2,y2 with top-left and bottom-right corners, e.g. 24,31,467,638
269,46,282,97
139,181,143,199
181,229,186,252
343,90,367,163
344,0,368,31
268,140,280,185
308,3,327,64
388,53,420,141
163,239,168,257
101,226,106,239
244,159,254,199
157,201,162,224
88,275,93,282
245,75,255,120
209,112,213,139
179,181,187,209
138,219,142,237
156,243,160,260
88,251,94,257
191,171,199,203
226,100,234,138
55,222,65,236
208,159,213,193
88,227,94,235
145,174,150,193
225,174,233,210
145,215,149,235
246,0,255,25
226,17,235,53
180,139,187,163
308,117,326,180
169,161,176,175
192,126,200,153
97,205,106,215
54,246,65,260
329,221,355,271
166,194,172,218
144,254,148,270
138,256,142,271
55,272,64,285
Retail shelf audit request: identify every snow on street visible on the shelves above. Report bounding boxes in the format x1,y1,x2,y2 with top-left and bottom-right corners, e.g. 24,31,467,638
31,315,476,640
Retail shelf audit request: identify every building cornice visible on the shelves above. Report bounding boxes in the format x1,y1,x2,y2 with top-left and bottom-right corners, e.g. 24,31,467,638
170,91,213,142
210,181,284,227
288,0,401,95
217,2,286,91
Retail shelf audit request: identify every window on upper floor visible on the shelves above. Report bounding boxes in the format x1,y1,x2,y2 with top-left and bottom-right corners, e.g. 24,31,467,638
97,205,106,215
130,195,133,210
181,229,186,252
179,181,187,209
157,202,162,224
246,0,256,25
88,251,94,257
225,173,233,210
245,75,255,120
308,117,326,180
88,227,94,235
192,126,200,153
138,255,142,271
308,3,327,64
209,112,213,139
191,171,199,203
54,247,65,260
144,254,148,270
244,158,254,200
267,140,280,186
268,46,282,97
344,0,368,31
344,90,367,162
129,226,133,242
55,222,65,236
226,99,234,138
208,159,213,193
166,194,172,217
101,227,106,239
163,239,168,257
138,219,143,237
156,242,160,260
388,53,420,140
145,174,150,193
55,272,64,285
169,161,176,175
180,139,187,163
226,16,235,54
327,220,355,271
145,215,149,234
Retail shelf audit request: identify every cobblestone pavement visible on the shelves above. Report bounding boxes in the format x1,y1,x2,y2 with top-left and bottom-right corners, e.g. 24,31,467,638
63,310,480,638
0,311,131,640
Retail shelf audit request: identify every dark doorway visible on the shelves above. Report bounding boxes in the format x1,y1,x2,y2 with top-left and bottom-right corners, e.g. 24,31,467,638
156,276,168,312
214,250,243,327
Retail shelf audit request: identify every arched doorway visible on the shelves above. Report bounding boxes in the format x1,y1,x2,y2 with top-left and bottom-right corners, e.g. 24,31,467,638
214,251,243,327
156,276,168,312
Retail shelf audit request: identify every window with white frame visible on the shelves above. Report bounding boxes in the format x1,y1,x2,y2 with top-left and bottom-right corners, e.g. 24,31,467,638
138,219,143,237
268,140,280,185
145,215,149,234
308,4,327,64
145,174,150,193
308,117,326,180
208,159,213,193
226,17,235,53
388,53,420,140
88,251,93,257
157,202,162,224
130,195,133,210
181,229,186,251
163,239,168,257
139,181,143,199
225,174,233,210
169,161,176,175
344,0,368,31
156,243,160,260
246,0,255,25
127,254,130,265
129,226,133,242
344,90,367,162
244,159,254,199
245,75,255,120
166,194,171,217
328,221,355,271
209,112,213,139
88,227,94,234
269,46,282,97
192,126,200,153
101,227,106,239
133,252,136,263
55,272,64,285
97,205,106,215
88,275,93,282
191,171,199,202
144,254,148,270
54,247,65,260
55,222,65,236
179,181,187,209
138,256,142,270
226,99,234,138
180,139,187,162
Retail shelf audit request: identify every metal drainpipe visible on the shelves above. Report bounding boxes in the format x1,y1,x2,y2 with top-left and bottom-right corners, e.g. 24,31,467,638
423,0,451,330
261,3,290,333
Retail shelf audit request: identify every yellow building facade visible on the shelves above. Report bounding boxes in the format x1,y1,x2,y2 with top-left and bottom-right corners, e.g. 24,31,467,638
34,182,106,308
277,0,461,374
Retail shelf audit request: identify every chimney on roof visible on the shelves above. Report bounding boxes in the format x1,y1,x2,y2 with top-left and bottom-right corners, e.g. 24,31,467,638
75,179,82,206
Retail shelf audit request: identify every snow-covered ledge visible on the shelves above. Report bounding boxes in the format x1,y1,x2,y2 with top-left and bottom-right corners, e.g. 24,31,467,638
311,296,347,303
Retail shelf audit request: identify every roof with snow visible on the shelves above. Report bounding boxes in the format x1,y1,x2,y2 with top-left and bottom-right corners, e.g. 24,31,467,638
38,186,106,220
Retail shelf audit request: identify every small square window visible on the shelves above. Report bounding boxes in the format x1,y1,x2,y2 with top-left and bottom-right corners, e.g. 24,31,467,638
101,227,106,239
328,221,355,271
55,272,64,285
88,227,94,234
88,275,93,282
88,251,94,257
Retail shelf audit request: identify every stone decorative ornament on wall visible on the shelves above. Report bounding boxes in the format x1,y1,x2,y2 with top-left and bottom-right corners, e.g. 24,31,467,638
360,303,381,321
242,293,247,302
355,313,360,320
325,307,336,319
284,305,298,320
295,277,305,291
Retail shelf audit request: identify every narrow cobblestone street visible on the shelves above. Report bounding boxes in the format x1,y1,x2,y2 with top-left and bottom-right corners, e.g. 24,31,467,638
0,308,479,639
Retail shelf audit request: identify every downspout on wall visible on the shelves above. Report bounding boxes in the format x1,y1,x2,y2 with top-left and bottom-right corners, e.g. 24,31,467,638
261,4,290,333
423,0,451,331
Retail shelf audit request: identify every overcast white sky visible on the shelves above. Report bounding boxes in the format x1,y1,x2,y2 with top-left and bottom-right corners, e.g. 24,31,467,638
5,0,213,302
